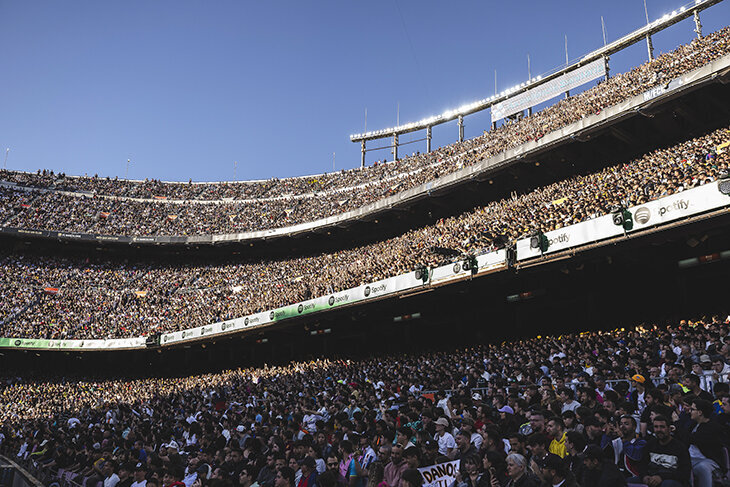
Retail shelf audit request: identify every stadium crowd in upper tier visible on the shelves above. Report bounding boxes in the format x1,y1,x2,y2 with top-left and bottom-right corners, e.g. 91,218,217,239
3,316,730,487
1,125,728,340
1,27,729,236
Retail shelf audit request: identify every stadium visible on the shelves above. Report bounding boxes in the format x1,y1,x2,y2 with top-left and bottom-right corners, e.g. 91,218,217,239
2,1,730,487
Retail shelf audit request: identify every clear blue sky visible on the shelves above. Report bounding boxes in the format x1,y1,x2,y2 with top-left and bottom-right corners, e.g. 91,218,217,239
1,0,728,182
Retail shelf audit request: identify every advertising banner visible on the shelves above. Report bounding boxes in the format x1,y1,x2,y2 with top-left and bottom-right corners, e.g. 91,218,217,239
629,182,728,231
159,272,426,346
516,213,621,261
517,181,730,261
491,59,605,121
430,250,506,285
0,337,145,350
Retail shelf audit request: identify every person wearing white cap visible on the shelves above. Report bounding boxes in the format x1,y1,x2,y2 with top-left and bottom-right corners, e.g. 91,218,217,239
433,417,456,459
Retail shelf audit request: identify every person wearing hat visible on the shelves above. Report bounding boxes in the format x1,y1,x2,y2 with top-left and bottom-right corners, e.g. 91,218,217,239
433,417,456,459
580,445,626,487
131,463,148,487
459,418,482,451
297,456,318,487
420,439,438,467
537,453,578,487
630,375,649,415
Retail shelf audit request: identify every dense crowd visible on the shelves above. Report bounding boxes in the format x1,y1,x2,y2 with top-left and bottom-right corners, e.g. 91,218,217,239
1,124,728,341
1,27,729,237
3,317,730,487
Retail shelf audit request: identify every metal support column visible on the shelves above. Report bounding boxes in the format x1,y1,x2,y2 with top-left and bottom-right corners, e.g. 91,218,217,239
645,34,654,61
458,115,464,142
603,55,610,80
360,141,366,168
491,121,497,130
644,0,654,61
393,134,399,161
527,107,532,116
694,10,703,38
426,126,432,153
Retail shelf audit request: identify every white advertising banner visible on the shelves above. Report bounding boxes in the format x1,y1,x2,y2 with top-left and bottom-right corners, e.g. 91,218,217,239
159,270,426,346
517,182,730,261
431,250,506,285
629,181,728,231
516,213,622,261
491,59,606,121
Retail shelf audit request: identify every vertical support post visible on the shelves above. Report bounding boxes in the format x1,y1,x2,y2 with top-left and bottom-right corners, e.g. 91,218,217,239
564,35,570,99
694,10,703,38
604,55,610,80
645,34,654,61
491,121,497,130
644,0,654,61
527,107,532,116
426,126,432,153
360,141,366,169
392,134,399,161
458,115,464,142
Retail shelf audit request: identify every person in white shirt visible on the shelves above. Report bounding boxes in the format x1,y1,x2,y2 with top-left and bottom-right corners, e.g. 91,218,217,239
559,388,581,413
433,417,456,458
131,464,148,487
102,461,121,487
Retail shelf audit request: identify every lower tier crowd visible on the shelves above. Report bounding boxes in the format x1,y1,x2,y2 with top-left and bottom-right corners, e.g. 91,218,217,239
2,315,730,487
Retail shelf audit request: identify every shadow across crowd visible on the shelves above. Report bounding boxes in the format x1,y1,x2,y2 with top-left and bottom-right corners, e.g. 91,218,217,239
2,316,730,487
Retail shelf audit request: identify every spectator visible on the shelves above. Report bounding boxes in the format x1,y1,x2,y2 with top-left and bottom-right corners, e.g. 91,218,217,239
687,399,724,487
580,445,626,487
635,415,691,487
546,417,567,458
383,444,407,487
536,453,577,487
434,419,456,459
504,453,539,487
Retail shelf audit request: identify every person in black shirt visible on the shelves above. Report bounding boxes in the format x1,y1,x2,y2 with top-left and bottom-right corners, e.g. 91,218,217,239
687,399,724,487
684,375,713,403
635,415,690,487
581,445,626,487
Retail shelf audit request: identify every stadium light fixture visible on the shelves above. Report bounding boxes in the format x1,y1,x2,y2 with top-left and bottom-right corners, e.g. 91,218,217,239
529,230,549,252
718,171,730,195
351,0,717,142
611,205,634,230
